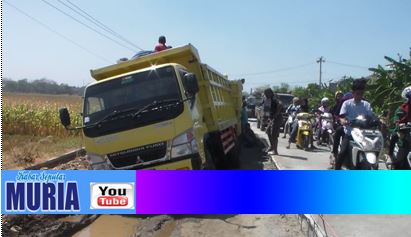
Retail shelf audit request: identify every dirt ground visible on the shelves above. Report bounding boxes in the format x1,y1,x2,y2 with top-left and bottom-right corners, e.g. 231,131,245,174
2,134,305,237
2,135,83,169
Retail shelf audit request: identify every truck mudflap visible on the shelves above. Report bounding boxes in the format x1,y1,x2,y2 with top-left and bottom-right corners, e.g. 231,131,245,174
140,153,202,170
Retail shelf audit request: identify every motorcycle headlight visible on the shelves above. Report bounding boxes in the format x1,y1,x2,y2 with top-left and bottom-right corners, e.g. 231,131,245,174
365,152,377,164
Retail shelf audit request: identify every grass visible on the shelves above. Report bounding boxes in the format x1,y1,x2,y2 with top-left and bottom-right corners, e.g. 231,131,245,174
2,134,83,169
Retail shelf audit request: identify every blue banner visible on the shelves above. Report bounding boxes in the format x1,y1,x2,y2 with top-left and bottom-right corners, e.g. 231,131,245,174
2,170,411,214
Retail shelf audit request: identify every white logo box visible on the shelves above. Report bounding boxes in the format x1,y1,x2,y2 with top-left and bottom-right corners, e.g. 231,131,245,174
90,183,135,209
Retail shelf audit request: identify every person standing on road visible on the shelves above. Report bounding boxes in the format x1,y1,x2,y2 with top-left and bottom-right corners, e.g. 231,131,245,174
335,79,374,170
154,36,172,52
264,89,282,155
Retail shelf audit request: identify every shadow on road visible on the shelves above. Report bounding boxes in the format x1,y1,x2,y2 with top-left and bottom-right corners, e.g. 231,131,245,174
278,154,308,161
239,137,272,170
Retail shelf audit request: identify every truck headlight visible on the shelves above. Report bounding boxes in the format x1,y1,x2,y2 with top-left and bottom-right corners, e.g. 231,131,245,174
171,143,192,157
170,128,197,158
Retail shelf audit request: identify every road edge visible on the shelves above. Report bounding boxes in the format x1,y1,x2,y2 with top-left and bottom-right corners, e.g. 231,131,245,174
25,148,86,170
270,154,327,237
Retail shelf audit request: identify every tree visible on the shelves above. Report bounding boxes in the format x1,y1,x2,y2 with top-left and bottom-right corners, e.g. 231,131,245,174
367,49,411,124
3,78,85,95
251,85,270,98
272,83,290,93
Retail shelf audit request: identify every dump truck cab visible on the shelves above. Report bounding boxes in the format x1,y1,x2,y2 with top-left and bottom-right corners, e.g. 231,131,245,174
60,44,242,170
83,63,202,170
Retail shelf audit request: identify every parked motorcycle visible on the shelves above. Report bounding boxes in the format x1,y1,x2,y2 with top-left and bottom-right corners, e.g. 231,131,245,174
390,122,411,170
341,115,383,170
295,112,314,151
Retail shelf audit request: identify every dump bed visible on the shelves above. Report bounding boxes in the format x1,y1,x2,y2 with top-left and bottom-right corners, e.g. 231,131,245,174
90,44,242,134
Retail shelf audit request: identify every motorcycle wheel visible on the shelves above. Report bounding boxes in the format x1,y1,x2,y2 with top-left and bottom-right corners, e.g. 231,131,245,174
304,135,310,151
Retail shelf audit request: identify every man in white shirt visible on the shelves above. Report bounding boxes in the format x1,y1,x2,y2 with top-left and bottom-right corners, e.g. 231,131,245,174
335,79,374,170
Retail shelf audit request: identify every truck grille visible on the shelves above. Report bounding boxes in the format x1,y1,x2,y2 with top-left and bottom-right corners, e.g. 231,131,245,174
107,142,167,168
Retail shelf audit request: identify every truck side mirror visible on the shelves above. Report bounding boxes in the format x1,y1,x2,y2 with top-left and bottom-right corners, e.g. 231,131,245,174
59,107,71,128
183,73,199,96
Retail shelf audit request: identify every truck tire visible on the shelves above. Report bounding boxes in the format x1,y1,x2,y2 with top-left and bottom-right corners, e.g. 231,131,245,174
203,146,216,170
226,142,241,169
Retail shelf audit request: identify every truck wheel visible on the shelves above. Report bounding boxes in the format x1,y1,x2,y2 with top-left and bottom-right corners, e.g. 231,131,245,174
203,147,216,170
227,142,241,169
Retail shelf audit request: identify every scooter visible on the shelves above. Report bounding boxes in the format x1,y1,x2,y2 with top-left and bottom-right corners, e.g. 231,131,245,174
317,112,334,149
295,112,314,151
342,115,384,170
390,122,411,170
283,112,296,138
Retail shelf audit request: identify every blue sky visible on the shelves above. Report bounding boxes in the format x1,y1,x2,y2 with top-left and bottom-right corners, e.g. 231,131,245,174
3,0,411,92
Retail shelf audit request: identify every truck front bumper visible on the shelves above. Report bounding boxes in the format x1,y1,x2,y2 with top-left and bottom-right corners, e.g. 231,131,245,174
87,152,202,170
139,153,202,170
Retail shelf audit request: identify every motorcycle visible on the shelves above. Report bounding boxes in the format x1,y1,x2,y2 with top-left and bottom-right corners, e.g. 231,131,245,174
390,122,411,170
283,112,296,138
341,115,384,170
295,112,314,151
317,112,334,149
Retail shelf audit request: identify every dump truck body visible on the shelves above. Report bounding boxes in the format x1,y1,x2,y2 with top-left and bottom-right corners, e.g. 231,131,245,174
82,44,242,170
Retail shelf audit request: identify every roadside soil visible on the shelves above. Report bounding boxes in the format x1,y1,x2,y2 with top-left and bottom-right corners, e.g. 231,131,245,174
2,135,83,169
2,132,304,237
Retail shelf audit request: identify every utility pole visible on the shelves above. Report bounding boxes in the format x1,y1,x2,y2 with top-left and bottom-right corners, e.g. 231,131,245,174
317,56,325,88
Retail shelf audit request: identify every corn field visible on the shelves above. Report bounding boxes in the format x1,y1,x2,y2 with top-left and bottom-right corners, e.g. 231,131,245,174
2,93,83,137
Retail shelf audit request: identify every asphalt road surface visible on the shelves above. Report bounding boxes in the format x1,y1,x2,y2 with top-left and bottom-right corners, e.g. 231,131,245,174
249,118,411,237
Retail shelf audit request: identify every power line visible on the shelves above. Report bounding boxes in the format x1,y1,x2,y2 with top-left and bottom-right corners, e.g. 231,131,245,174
40,0,136,52
327,60,370,70
4,1,112,63
230,62,315,77
59,0,143,50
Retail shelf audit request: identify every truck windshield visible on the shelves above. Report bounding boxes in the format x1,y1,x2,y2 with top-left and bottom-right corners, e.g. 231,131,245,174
83,66,183,137
278,95,293,108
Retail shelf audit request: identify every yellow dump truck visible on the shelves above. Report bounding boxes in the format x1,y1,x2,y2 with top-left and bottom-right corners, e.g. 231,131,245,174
59,44,243,170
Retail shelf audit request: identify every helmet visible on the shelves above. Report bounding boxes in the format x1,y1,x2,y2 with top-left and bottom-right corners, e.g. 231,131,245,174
293,97,300,103
401,86,411,100
321,97,329,104
335,90,343,98
343,92,353,101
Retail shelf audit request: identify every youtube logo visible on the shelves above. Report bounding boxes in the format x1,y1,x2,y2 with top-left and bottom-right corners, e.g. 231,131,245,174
90,183,134,209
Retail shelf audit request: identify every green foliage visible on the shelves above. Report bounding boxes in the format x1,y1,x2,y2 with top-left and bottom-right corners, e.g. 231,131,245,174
367,49,411,126
251,85,270,98
272,83,291,93
2,78,85,95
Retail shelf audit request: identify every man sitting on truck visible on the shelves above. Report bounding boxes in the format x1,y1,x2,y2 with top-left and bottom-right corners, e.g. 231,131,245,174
154,36,172,52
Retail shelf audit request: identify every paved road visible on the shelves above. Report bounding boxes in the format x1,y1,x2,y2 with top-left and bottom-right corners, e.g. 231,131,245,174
249,119,411,237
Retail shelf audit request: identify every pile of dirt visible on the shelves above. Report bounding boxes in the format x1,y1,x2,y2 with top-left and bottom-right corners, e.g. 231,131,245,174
52,156,90,170
2,214,98,237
